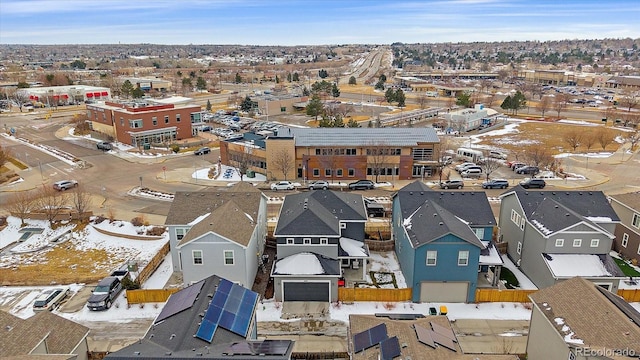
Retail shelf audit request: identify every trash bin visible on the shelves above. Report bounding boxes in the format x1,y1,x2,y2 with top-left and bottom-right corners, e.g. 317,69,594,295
128,262,138,272
143,144,150,150
247,170,255,178
439,305,448,315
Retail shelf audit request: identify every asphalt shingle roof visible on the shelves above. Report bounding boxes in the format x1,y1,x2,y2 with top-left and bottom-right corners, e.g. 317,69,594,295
609,191,640,211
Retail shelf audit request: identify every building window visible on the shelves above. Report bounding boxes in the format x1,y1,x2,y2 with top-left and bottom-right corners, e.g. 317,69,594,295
426,251,437,266
102,113,106,121
336,168,343,177
129,119,143,128
87,110,92,118
555,239,564,247
176,114,181,122
320,238,328,244
637,243,640,255
286,238,294,245
458,251,469,266
164,115,169,124
590,239,599,247
315,149,321,155
313,168,320,177
511,210,517,223
280,106,286,112
348,168,355,177
622,233,629,247
193,250,203,265
152,117,157,126
303,238,311,245
633,213,640,228
520,218,525,231
573,239,582,247
346,148,357,155
224,250,234,265
517,242,522,255
340,223,346,229
325,168,331,177
120,117,124,126
176,228,186,240
473,228,484,239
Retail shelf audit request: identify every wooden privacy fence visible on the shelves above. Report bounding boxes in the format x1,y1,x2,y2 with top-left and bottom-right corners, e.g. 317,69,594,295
475,289,537,303
127,288,179,304
618,289,640,302
136,242,170,285
338,287,412,302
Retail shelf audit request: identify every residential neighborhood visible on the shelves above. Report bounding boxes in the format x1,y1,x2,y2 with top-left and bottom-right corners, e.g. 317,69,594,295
2,2,640,359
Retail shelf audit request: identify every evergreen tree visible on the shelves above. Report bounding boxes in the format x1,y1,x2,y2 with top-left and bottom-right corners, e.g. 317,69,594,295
501,95,513,113
347,118,360,127
132,87,144,99
456,92,472,107
395,89,406,107
375,80,385,90
121,80,134,98
206,100,212,111
302,86,310,96
196,77,207,91
240,96,257,112
385,88,396,103
235,73,242,83
331,83,340,98
333,115,345,127
292,72,300,82
348,76,357,85
306,95,323,120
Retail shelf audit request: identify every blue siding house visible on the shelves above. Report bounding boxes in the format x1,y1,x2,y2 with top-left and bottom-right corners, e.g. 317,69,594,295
393,181,499,303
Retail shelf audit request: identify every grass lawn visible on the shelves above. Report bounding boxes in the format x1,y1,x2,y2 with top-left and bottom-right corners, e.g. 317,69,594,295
613,257,640,277
500,267,521,289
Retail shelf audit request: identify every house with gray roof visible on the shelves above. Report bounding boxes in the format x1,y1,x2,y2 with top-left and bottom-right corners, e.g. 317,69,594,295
527,277,640,360
106,275,294,360
165,182,268,287
609,191,640,266
499,187,623,291
0,310,89,359
392,181,500,303
220,127,440,182
271,190,368,302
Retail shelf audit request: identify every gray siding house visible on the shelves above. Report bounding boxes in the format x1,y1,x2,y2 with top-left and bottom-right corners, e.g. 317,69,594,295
165,182,268,287
499,187,623,291
609,192,640,265
271,190,368,302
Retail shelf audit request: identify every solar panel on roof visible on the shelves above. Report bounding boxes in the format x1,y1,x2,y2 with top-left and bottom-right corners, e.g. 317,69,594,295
217,278,233,294
369,323,388,345
414,324,436,348
380,336,401,360
229,283,245,301
195,319,218,342
430,331,457,352
353,323,388,353
226,340,291,356
155,280,204,323
212,291,227,307
430,321,457,342
353,331,370,353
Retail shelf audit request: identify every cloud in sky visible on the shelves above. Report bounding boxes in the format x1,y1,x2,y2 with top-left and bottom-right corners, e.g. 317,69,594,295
0,0,639,45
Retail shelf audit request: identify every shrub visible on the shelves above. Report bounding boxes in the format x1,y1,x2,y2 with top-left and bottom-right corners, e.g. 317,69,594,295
122,276,141,290
146,226,166,236
131,216,145,227
170,144,180,153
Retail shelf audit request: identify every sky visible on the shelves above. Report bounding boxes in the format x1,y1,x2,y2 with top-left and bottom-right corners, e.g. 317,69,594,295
0,0,639,45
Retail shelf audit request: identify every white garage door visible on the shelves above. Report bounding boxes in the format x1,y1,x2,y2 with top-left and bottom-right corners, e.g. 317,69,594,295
420,282,469,302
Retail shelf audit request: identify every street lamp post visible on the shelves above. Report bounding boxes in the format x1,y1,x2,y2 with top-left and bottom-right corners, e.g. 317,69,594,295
36,158,43,180
421,165,425,182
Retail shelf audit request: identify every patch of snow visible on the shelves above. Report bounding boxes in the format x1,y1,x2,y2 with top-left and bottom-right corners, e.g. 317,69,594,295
584,216,612,222
544,254,611,277
188,212,211,226
274,252,325,275
339,237,367,257
531,219,553,235
554,317,565,325
564,331,584,345
501,255,538,290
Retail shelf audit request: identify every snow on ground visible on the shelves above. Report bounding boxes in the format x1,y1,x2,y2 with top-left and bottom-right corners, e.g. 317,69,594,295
501,255,538,290
368,252,407,288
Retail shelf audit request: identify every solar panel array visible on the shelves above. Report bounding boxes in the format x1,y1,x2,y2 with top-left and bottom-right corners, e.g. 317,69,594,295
224,340,291,356
413,321,458,352
380,336,401,360
353,323,388,353
155,280,205,324
195,279,259,343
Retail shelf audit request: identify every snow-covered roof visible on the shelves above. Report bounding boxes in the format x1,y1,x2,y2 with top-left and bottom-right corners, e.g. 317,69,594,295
479,241,503,266
272,252,340,276
543,254,612,278
339,237,368,257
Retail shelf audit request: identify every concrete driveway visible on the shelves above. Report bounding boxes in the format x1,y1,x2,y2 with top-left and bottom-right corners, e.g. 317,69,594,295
451,319,529,354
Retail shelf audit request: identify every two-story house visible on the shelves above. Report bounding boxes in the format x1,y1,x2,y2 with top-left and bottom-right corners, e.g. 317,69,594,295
609,192,640,265
165,182,268,287
271,190,369,302
499,187,623,291
393,181,500,303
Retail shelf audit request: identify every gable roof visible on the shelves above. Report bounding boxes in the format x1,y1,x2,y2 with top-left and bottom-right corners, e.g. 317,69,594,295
0,310,89,358
274,190,367,236
106,275,293,359
395,181,496,227
401,199,484,249
527,197,611,237
609,191,640,211
529,277,640,352
272,252,341,276
177,199,258,247
165,183,263,225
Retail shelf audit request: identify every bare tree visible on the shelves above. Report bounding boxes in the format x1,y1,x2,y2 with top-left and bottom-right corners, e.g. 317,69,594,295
13,90,30,112
318,154,340,184
366,141,390,183
617,91,639,112
416,94,428,109
627,129,640,151
484,92,496,107
36,186,68,225
523,144,554,168
595,127,616,150
621,111,640,128
70,185,93,221
338,104,354,119
6,190,37,226
583,132,597,152
536,95,552,118
433,136,451,183
230,147,254,181
272,149,294,181
601,106,619,124
564,128,584,152
481,157,502,181
0,144,10,167
553,93,570,118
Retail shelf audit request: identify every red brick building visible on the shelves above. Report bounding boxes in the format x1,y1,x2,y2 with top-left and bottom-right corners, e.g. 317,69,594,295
87,99,202,147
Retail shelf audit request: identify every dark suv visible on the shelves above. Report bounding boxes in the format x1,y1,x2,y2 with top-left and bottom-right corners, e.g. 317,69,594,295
364,198,385,217
516,166,540,175
348,180,375,190
87,276,123,311
519,178,546,189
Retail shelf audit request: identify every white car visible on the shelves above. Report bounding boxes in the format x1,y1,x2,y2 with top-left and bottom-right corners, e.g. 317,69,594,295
270,181,295,191
33,287,70,312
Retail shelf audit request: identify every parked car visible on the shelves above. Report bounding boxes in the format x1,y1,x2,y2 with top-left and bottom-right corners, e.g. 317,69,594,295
33,287,70,312
510,162,526,171
516,166,540,175
270,181,295,191
519,178,546,189
489,151,508,160
364,198,385,217
455,162,476,172
194,147,211,155
482,179,510,189
96,141,112,151
308,180,329,190
439,180,464,189
460,168,483,178
348,180,375,190
440,156,453,165
87,276,123,311
53,180,78,191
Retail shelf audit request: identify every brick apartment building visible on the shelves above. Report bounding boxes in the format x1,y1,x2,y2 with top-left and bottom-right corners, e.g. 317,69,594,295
86,98,202,147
